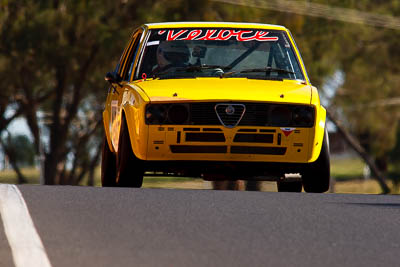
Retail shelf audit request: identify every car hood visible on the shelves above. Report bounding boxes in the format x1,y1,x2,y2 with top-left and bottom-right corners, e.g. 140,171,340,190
134,78,312,104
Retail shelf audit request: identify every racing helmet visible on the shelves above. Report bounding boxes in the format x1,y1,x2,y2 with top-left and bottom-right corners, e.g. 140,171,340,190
157,41,190,68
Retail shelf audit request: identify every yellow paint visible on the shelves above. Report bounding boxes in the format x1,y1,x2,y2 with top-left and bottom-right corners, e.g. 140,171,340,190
135,78,311,104
307,86,326,162
146,22,288,31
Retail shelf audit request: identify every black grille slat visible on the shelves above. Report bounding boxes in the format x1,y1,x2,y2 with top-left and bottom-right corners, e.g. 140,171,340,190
186,133,226,142
191,103,220,125
233,134,273,143
231,146,286,155
170,145,227,153
240,104,268,126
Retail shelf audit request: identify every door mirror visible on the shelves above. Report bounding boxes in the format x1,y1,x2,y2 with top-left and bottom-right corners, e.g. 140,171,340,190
105,71,122,85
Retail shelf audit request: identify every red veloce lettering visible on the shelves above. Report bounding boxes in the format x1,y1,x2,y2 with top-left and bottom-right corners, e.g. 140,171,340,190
196,29,218,40
167,30,188,41
231,30,249,41
236,30,257,41
163,29,279,42
255,31,279,41
186,30,202,40
216,30,234,40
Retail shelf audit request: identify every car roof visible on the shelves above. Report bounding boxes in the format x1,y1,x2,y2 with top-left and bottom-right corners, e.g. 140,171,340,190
144,22,288,31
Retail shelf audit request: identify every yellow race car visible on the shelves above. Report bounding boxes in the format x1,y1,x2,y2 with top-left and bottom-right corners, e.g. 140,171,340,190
102,22,330,193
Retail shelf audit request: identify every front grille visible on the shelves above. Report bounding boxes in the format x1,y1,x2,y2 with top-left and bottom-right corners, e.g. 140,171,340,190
191,103,220,125
147,102,314,127
190,102,314,127
240,103,271,126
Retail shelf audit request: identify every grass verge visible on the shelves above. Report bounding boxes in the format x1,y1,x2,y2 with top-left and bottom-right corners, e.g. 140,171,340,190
0,160,396,194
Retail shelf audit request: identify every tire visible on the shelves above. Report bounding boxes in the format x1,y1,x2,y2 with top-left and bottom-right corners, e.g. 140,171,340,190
101,137,117,187
116,115,144,187
301,129,330,193
277,180,302,192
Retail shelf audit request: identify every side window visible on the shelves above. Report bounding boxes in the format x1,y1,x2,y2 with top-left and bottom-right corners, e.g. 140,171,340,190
115,37,133,75
121,32,142,81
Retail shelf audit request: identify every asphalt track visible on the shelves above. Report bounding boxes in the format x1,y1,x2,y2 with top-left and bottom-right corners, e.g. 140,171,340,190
1,185,400,267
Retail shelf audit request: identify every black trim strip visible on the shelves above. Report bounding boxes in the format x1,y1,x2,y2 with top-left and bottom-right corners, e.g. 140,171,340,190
234,134,273,143
186,133,226,142
238,129,257,132
203,128,222,132
183,128,200,131
170,145,227,153
231,146,286,155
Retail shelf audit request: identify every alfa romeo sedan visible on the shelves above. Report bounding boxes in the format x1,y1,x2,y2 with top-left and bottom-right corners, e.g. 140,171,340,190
101,22,330,193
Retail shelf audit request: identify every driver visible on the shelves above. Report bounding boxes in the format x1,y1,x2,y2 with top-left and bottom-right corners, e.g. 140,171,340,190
153,41,190,73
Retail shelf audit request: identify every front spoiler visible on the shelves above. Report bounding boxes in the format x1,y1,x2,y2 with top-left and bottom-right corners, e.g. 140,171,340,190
143,160,308,180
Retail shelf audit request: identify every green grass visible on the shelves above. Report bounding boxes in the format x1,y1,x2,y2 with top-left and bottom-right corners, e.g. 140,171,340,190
0,168,40,184
330,156,365,181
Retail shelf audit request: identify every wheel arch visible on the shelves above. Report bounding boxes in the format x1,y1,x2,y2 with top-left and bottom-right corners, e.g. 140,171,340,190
121,103,148,161
102,109,115,153
308,105,328,162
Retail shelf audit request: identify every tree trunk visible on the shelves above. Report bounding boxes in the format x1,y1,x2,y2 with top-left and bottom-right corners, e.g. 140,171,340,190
43,153,62,185
326,108,390,194
0,139,27,184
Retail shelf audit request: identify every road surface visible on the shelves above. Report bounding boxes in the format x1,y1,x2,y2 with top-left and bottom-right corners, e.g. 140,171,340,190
1,184,400,267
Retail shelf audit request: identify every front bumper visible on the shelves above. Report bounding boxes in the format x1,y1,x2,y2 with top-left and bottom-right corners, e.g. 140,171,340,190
146,125,312,163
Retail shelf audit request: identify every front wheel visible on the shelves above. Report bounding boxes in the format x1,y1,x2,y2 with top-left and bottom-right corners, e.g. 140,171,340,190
116,115,144,187
301,130,330,193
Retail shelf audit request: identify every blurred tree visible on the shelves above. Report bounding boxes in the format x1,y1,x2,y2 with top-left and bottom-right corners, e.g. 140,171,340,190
0,0,147,184
0,133,36,183
1,134,35,167
333,16,400,176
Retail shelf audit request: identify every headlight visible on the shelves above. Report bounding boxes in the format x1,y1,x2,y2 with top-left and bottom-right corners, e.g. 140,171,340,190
269,105,314,127
270,106,292,126
145,104,167,124
292,106,314,127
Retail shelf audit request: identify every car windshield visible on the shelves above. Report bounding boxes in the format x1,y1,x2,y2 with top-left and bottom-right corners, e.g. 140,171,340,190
137,28,305,81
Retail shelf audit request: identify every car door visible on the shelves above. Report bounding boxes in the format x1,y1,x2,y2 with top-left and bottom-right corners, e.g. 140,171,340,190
108,29,144,151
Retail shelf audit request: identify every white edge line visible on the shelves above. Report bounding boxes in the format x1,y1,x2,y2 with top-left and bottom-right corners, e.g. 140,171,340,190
0,184,52,267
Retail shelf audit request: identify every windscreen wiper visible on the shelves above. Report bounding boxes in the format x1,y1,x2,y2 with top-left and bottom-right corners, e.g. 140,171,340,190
177,64,232,72
153,64,232,78
240,67,295,74
152,66,177,78
207,66,294,79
